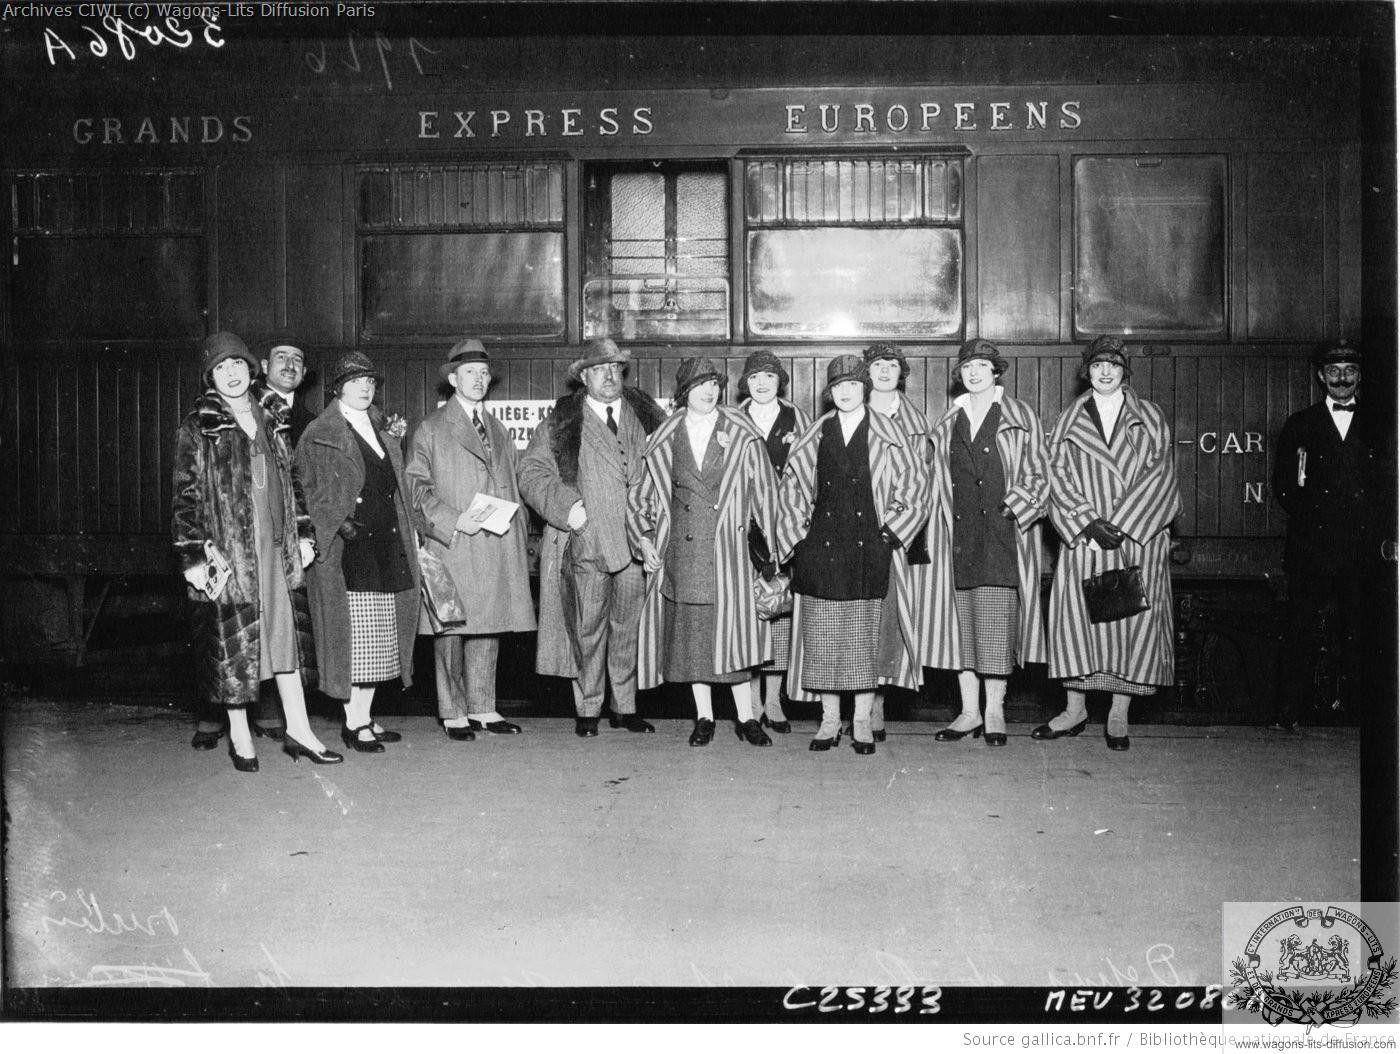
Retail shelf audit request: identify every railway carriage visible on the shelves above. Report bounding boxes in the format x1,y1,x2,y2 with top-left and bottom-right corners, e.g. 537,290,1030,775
0,5,1392,720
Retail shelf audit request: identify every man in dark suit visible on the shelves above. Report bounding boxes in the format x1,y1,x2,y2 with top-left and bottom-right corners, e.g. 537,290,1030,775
261,337,317,446
1269,341,1383,731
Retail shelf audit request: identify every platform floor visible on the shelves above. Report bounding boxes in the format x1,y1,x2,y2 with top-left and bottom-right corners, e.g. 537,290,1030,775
3,698,1359,989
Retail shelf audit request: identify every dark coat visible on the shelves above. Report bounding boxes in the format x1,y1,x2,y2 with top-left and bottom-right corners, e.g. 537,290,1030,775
295,404,422,700
171,383,316,709
1272,400,1383,576
518,386,667,678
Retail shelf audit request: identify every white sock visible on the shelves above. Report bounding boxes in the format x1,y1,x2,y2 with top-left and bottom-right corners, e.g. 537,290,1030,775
471,711,503,724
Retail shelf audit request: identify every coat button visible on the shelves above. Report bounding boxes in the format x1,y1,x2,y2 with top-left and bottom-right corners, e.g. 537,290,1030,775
713,504,719,511
684,503,691,511
955,514,961,521
856,511,862,517
685,533,693,541
824,541,831,547
976,479,983,486
857,540,864,547
355,497,363,503
983,447,991,454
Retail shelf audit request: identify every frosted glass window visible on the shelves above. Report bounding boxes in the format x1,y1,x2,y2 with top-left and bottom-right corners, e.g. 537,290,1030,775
748,228,962,338
1074,156,1226,337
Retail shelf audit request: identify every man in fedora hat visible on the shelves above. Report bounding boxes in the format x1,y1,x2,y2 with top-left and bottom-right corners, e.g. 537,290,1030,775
1269,340,1387,731
406,338,536,740
260,334,317,448
518,338,668,737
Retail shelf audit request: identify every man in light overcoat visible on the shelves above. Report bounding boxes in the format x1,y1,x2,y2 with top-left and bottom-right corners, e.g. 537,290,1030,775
405,339,536,739
517,339,668,738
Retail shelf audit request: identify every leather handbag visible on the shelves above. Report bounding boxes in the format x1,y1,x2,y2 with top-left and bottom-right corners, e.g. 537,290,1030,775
418,536,468,629
1082,566,1149,624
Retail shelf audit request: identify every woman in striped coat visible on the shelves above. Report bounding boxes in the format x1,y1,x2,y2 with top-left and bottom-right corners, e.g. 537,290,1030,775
628,357,780,747
1038,337,1181,751
737,350,811,734
864,342,934,742
775,354,933,756
923,340,1050,747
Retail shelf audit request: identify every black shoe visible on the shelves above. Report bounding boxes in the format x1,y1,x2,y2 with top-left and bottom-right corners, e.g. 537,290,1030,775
1030,717,1088,741
984,732,1008,747
737,719,772,746
809,727,842,752
689,718,715,747
759,714,792,734
469,718,522,735
341,724,386,754
370,725,402,743
252,724,285,742
228,744,259,772
934,723,983,742
575,717,600,738
191,729,222,750
852,737,875,756
1104,730,1131,751
872,728,887,743
282,734,344,765
610,714,655,733
1266,719,1300,734
442,722,477,742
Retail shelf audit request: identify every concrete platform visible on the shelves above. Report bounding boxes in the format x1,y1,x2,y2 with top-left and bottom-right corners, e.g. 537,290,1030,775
3,699,1358,989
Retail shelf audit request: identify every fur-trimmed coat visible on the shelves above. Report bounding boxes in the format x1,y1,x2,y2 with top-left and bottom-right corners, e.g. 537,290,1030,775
296,404,422,701
775,408,934,700
627,407,779,689
171,382,315,710
518,386,667,679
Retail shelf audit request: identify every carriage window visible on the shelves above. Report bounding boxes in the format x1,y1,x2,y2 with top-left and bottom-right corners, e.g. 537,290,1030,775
744,156,963,339
7,170,205,340
1074,155,1226,338
582,163,729,341
357,162,565,339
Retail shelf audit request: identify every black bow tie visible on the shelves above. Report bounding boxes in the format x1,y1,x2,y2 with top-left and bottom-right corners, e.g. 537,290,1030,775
1333,402,1356,413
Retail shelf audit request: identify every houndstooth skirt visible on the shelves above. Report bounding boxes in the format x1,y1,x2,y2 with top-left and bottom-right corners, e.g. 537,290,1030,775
954,586,1020,677
348,591,400,684
799,597,883,691
1064,672,1157,696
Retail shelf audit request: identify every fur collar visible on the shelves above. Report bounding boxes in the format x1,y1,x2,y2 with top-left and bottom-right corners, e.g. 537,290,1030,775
195,380,291,441
549,385,667,486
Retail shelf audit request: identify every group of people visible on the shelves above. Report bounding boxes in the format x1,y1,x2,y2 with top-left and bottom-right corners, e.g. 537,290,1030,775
172,328,1377,771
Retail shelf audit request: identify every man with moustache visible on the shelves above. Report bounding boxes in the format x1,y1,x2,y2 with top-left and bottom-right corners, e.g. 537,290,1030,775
406,338,536,740
1269,341,1385,731
261,336,317,447
518,339,667,738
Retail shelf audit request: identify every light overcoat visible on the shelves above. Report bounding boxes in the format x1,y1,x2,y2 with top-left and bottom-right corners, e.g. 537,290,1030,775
627,407,779,690
405,398,536,636
775,408,933,700
921,389,1050,670
1046,387,1180,686
295,404,422,700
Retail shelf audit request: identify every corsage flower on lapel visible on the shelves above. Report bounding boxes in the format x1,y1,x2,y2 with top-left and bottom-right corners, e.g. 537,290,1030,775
716,429,732,449
384,412,408,440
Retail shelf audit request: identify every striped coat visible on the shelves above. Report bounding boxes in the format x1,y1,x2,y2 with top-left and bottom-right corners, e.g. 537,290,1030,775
627,407,779,690
1047,387,1181,687
775,408,933,700
921,390,1050,671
